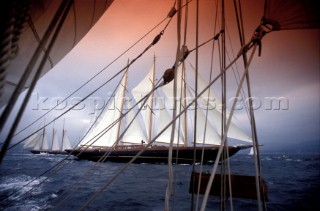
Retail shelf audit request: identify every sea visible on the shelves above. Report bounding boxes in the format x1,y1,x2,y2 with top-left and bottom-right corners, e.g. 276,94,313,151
0,149,319,211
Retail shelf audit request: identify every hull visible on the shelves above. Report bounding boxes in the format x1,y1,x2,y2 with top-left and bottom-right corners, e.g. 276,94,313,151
31,150,68,155
67,145,246,164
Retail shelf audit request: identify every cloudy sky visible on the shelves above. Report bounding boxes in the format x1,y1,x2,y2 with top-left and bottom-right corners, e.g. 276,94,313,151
3,0,319,152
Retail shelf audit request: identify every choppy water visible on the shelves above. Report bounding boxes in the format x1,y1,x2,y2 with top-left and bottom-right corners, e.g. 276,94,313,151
0,151,319,210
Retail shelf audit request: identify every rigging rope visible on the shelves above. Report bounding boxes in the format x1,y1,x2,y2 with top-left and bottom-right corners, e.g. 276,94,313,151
195,0,219,209
11,8,168,139
200,43,258,211
233,0,267,209
165,0,182,209
0,0,74,164
79,43,248,210
12,0,193,140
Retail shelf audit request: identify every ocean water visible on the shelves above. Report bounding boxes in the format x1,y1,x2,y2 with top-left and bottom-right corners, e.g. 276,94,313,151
0,151,319,210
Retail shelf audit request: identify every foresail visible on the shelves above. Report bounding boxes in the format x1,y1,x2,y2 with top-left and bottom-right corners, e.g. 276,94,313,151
23,132,40,149
79,72,127,147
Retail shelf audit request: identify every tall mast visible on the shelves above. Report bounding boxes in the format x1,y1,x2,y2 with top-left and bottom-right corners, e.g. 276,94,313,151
115,63,129,146
147,55,156,143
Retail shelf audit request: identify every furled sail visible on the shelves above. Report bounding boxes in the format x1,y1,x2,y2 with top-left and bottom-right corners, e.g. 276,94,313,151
263,0,320,30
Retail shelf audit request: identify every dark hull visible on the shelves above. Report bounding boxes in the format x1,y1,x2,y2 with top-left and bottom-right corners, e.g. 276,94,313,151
30,150,68,155
67,146,247,164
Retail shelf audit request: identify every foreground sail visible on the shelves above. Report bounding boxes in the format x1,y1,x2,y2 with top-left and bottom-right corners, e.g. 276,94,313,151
68,59,252,164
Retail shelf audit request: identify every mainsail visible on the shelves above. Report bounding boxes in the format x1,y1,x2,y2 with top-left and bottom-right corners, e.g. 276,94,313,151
80,58,252,148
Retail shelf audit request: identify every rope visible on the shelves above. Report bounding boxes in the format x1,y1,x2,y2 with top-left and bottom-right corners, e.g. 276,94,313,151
79,44,246,210
195,0,219,209
191,0,199,209
0,0,74,164
233,0,267,210
12,0,194,140
200,43,258,211
165,0,181,208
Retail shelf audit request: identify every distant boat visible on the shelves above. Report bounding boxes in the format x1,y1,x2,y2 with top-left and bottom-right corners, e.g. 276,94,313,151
24,125,72,155
68,57,253,164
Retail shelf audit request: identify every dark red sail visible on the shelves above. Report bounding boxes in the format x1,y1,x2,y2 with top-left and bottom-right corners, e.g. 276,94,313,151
263,0,320,30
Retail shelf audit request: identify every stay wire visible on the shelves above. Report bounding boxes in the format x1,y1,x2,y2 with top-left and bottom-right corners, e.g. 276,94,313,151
0,71,125,206
200,43,258,211
234,0,267,209
2,23,170,204
165,0,182,209
195,0,219,210
0,0,74,164
9,23,166,151
2,0,190,204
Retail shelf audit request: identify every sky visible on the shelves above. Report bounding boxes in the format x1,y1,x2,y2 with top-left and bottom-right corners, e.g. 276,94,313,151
2,0,319,153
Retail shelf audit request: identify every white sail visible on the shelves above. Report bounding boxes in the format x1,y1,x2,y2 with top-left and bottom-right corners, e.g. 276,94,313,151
24,132,40,149
131,61,155,141
153,96,183,145
79,71,128,147
161,64,189,145
188,65,252,143
188,63,223,109
51,128,60,151
62,130,73,150
186,87,221,145
41,131,50,150
122,100,148,145
77,57,251,149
